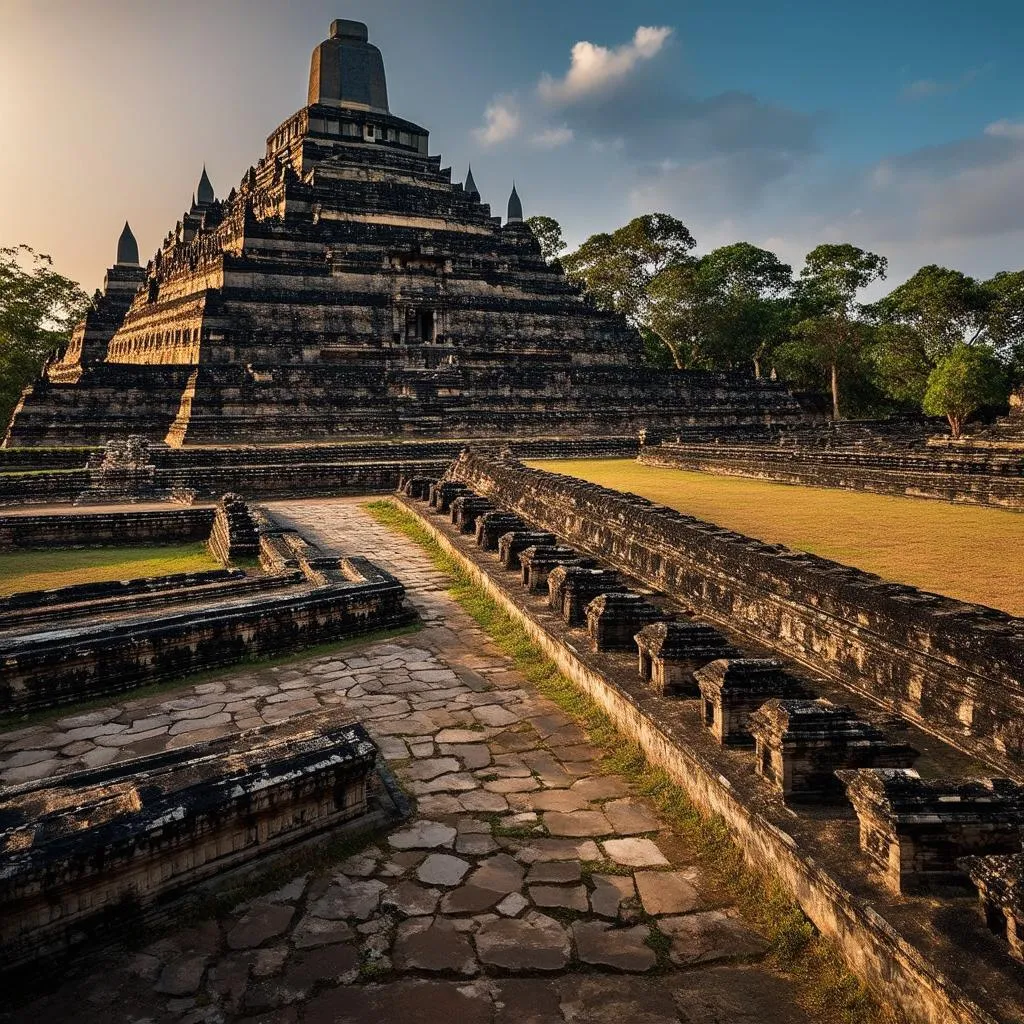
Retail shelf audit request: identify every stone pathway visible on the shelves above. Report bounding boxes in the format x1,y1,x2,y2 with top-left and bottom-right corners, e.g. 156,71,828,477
1,498,814,1024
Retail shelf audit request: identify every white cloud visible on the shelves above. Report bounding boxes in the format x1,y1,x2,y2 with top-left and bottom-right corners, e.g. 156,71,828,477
902,65,988,101
530,126,574,149
473,96,521,145
985,119,1024,140
538,25,673,104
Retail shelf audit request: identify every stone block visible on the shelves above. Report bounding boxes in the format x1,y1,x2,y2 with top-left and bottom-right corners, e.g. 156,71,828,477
584,592,666,651
450,495,494,534
634,620,735,696
518,545,592,592
694,658,802,747
497,531,557,570
959,853,1024,963
547,566,620,626
474,512,526,551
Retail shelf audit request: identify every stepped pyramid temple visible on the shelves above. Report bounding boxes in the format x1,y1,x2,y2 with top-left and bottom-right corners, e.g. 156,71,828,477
5,19,810,446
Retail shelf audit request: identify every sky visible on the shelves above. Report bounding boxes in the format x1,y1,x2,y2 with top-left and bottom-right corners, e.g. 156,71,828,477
3,0,1024,294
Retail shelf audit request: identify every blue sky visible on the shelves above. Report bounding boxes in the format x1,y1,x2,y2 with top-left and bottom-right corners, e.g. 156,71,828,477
3,0,1024,292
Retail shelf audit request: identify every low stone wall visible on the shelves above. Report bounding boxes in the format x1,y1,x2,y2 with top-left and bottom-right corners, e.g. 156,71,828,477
0,507,215,550
640,442,1024,510
0,571,414,715
402,495,1014,1024
446,452,1024,779
0,720,379,970
0,437,641,506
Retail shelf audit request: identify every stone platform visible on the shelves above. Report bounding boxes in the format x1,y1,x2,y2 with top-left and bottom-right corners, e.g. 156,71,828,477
0,499,813,1024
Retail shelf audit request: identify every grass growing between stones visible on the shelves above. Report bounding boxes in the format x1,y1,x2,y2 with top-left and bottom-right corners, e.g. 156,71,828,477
364,498,901,1024
0,543,221,596
531,458,1024,616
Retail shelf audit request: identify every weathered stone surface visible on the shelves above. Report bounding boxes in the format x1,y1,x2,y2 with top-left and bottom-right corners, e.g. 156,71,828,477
382,881,441,916
604,800,661,835
658,911,769,966
388,821,457,851
466,853,525,894
475,913,571,971
309,879,386,921
526,861,582,884
291,915,355,949
573,921,657,972
543,810,612,837
226,904,295,950
154,954,209,996
305,979,492,1024
392,918,478,975
440,884,504,914
602,838,670,867
529,884,588,911
518,838,601,862
635,871,700,916
496,892,530,917
417,854,471,887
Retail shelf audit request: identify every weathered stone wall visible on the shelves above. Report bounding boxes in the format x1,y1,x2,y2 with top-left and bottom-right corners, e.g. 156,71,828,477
446,452,1024,778
404,496,1016,1024
0,721,379,971
640,441,1024,510
0,508,215,550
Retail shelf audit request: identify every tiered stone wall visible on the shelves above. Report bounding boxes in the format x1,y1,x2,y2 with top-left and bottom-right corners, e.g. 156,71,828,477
0,508,214,550
446,452,1024,778
640,439,1024,510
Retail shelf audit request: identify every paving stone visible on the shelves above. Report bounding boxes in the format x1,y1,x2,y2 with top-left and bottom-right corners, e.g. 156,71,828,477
336,852,379,878
466,853,525,894
571,776,632,800
573,920,657,972
496,893,530,917
518,838,601,863
392,918,478,974
602,838,670,867
388,820,457,851
2,748,57,768
308,879,386,920
154,954,209,996
417,853,471,886
529,884,588,911
456,833,498,855
543,810,612,837
445,743,492,770
658,911,769,966
291,913,357,949
472,704,519,727
604,799,662,835
475,912,571,971
411,772,480,794
382,880,441,916
590,874,636,918
417,794,466,816
458,790,509,813
556,975,680,1024
407,757,461,781
435,728,491,743
526,860,582,884
440,884,504,914
251,947,288,977
483,777,540,794
521,789,591,813
457,816,493,835
168,713,230,735
635,870,700,916
305,978,492,1024
226,904,295,950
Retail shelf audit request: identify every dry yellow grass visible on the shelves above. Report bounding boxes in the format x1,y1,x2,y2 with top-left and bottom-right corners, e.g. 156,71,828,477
530,459,1024,617
0,543,221,597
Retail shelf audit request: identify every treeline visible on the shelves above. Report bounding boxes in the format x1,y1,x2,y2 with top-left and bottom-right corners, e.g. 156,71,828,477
0,245,90,429
527,214,1024,435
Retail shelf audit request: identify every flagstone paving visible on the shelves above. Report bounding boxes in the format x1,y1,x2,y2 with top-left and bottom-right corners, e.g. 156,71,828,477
1,498,816,1024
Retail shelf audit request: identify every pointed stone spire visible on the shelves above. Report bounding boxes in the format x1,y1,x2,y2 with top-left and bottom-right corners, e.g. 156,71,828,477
465,165,479,199
189,192,199,215
116,221,140,266
196,165,215,205
506,182,523,224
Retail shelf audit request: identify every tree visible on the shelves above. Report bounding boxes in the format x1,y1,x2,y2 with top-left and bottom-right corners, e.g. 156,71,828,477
787,243,887,419
562,214,696,359
922,344,1007,438
0,245,90,429
870,265,991,406
692,243,793,376
525,215,567,264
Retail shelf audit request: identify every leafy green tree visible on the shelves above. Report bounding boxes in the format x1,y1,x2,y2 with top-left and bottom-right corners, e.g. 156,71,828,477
693,243,793,376
1,245,90,430
983,269,1024,382
525,216,567,264
922,344,1008,438
870,265,991,405
562,214,696,359
783,243,887,419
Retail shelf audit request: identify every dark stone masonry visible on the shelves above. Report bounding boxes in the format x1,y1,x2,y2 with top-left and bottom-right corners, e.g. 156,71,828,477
4,20,811,449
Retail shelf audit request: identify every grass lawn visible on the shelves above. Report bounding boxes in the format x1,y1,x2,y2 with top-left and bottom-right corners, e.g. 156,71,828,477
529,459,1024,617
0,543,222,596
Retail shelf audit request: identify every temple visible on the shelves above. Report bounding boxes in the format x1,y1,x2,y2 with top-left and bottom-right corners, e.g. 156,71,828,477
5,19,810,446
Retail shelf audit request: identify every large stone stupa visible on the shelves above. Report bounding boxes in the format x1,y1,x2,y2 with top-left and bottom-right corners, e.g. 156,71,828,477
5,19,809,446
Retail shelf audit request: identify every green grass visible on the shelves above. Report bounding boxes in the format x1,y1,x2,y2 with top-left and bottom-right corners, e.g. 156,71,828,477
364,498,900,1024
531,459,1024,616
0,543,222,596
